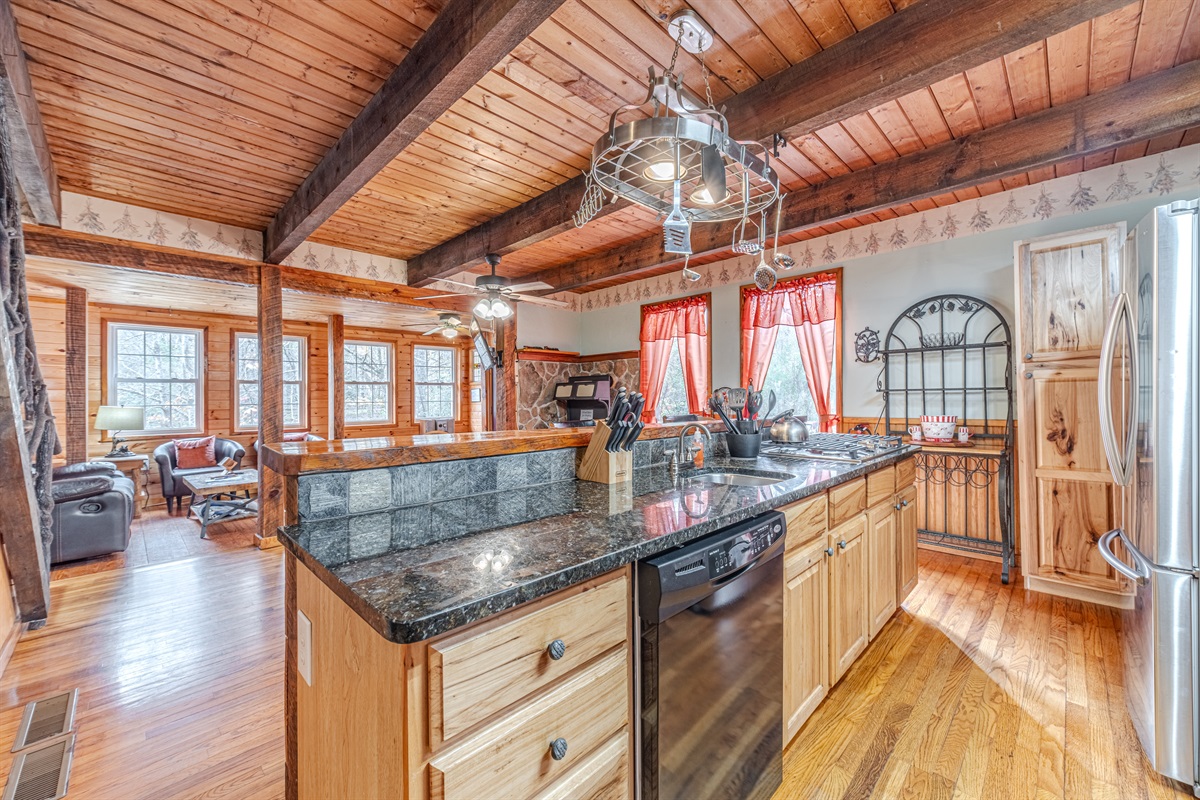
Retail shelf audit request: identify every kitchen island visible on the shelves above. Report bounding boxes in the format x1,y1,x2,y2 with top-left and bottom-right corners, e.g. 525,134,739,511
266,427,918,800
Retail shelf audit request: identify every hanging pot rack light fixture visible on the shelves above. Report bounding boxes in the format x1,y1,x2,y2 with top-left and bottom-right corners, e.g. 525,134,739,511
575,9,780,263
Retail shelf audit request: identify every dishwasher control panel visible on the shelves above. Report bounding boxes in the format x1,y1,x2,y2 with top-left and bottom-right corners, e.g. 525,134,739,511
705,515,785,579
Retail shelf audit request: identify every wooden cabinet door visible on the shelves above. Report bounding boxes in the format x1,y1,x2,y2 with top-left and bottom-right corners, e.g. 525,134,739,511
829,515,868,685
1016,224,1124,363
896,485,918,603
1019,365,1126,594
866,503,897,640
783,542,829,744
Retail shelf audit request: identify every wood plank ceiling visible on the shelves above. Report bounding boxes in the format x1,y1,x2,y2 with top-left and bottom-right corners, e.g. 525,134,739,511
12,0,1200,293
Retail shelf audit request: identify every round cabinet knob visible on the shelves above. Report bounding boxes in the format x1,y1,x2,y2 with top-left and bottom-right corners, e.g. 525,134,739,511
837,539,847,550
901,500,909,507
1024,352,1033,360
546,639,566,660
824,547,835,557
894,503,902,510
1024,372,1033,379
550,738,568,761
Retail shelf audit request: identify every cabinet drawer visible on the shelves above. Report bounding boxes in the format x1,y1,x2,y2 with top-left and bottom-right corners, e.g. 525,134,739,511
828,478,866,528
895,457,916,491
782,494,828,551
532,732,630,800
429,649,629,800
866,466,895,509
430,571,628,743
785,537,829,582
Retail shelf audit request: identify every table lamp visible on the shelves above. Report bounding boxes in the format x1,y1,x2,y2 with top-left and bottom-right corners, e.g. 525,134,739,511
95,405,144,457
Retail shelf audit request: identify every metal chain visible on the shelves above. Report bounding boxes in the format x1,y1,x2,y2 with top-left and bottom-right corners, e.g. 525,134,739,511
701,56,715,111
667,37,681,75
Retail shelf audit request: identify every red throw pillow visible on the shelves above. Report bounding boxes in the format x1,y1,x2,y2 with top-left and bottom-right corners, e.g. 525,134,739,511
282,432,311,442
175,436,217,469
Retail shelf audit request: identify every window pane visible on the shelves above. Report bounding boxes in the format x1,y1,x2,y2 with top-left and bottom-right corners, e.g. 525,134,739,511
761,329,819,424
657,341,688,419
115,381,145,407
238,336,259,361
284,384,301,426
110,326,201,431
116,355,143,379
117,328,144,355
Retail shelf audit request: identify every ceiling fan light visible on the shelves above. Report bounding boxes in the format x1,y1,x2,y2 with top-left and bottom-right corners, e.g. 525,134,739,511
440,327,458,339
474,298,494,319
491,297,512,319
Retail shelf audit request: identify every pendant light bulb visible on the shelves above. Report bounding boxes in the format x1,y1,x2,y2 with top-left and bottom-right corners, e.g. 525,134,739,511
491,297,512,319
474,298,494,319
440,327,458,339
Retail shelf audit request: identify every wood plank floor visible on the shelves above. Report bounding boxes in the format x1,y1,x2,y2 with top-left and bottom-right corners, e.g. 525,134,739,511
0,547,1191,799
778,551,1193,800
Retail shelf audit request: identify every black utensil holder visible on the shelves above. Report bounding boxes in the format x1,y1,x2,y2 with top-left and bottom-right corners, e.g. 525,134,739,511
725,433,761,459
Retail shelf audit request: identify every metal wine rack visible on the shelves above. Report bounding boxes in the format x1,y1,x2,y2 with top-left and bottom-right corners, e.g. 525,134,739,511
880,295,1015,583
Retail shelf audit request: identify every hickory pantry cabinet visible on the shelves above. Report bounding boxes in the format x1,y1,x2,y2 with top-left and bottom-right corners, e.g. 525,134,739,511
782,459,918,743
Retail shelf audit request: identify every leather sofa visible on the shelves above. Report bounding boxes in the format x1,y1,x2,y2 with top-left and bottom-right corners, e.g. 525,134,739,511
153,438,246,512
50,463,135,564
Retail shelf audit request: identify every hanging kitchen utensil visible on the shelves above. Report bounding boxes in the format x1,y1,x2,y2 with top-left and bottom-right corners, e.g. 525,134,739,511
681,253,701,282
731,172,761,255
754,200,780,290
661,147,691,255
699,142,728,205
770,194,795,270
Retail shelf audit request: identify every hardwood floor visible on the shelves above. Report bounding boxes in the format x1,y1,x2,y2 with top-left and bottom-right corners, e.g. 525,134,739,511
1,546,1190,799
50,505,259,581
778,550,1193,800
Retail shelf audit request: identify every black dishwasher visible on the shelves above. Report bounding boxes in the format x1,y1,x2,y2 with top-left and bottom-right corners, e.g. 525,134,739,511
637,510,786,800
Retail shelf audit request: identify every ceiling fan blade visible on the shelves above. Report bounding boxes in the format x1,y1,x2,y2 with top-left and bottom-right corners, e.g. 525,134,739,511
430,278,478,291
421,326,442,335
424,292,473,299
700,143,728,204
506,280,554,293
511,293,570,309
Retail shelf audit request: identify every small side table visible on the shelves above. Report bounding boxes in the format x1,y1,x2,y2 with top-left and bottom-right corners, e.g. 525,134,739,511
90,454,150,518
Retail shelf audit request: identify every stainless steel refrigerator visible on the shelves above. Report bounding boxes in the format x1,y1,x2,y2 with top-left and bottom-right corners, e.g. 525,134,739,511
1098,198,1199,794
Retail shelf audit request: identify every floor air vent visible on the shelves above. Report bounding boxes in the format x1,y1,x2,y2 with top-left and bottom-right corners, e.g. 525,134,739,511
12,691,77,752
1,734,74,800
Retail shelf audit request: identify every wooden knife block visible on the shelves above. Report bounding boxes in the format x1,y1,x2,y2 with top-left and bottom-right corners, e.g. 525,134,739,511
577,421,634,484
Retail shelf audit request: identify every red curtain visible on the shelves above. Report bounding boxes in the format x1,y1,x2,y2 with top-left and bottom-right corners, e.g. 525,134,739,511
741,273,840,431
639,295,710,421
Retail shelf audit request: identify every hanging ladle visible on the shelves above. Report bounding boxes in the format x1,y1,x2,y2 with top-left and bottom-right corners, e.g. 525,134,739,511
770,193,795,271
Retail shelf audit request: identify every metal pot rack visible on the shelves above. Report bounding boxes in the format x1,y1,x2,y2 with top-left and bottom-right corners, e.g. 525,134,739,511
880,295,1015,583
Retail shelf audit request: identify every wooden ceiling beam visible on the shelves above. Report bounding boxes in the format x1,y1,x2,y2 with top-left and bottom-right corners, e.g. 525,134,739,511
521,61,1200,293
21,225,474,314
405,0,1130,287
262,0,566,264
0,0,59,225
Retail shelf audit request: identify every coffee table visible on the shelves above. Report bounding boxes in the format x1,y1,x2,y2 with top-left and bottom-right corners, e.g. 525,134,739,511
183,469,259,539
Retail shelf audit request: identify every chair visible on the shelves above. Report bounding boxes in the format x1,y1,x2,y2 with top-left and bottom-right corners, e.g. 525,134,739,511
50,464,134,564
153,438,246,512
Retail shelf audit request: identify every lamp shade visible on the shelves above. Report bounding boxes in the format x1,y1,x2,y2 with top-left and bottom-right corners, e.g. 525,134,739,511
95,405,145,432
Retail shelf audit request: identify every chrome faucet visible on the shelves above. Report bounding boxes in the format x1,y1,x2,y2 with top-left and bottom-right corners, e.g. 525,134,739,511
671,423,711,480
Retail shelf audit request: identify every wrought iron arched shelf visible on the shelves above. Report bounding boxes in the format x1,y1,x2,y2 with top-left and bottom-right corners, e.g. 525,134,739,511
880,295,1015,583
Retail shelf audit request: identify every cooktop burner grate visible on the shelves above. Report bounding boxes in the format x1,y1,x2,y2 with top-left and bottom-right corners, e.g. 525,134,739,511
761,433,904,463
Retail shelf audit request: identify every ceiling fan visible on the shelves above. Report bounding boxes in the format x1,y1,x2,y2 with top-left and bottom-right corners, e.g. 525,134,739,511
411,312,472,339
426,253,569,319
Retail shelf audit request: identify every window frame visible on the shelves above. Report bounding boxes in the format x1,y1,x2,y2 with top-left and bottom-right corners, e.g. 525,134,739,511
105,320,206,437
232,332,309,433
344,339,395,426
412,344,459,422
737,267,843,429
638,291,713,422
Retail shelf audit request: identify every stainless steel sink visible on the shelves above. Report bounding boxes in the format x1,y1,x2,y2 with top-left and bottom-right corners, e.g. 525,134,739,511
686,471,792,487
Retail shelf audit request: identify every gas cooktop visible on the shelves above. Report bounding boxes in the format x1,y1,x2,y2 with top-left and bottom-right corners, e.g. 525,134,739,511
760,433,904,464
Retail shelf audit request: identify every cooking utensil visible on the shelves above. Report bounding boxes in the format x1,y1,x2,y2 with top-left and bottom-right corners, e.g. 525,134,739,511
708,396,736,433
606,395,630,451
770,416,810,443
606,388,627,425
662,173,692,255
727,387,747,431
621,394,646,450
762,390,776,426
681,254,701,283
746,384,761,432
755,199,783,290
731,173,761,255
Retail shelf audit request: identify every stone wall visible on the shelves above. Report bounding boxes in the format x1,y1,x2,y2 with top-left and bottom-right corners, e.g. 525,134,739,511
517,357,639,430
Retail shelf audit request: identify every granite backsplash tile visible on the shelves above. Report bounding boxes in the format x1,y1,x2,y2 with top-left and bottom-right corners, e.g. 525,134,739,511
298,446,583,523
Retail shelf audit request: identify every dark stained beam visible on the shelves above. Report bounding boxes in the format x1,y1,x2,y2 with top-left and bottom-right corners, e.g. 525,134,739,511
327,314,345,440
493,318,517,431
21,226,474,314
0,0,58,225
522,60,1200,293
63,286,86,463
405,0,1130,287
263,0,566,263
528,61,1200,293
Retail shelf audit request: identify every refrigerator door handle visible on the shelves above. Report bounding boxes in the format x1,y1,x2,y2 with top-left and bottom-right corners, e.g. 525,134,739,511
1098,528,1151,586
1098,292,1136,486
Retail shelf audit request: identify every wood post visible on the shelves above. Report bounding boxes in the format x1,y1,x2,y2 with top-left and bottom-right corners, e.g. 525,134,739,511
256,263,284,549
0,312,48,622
493,317,517,431
64,287,87,463
327,314,345,440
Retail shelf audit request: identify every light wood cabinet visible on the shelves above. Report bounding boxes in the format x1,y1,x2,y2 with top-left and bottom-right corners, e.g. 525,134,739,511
897,484,918,602
783,493,828,552
829,514,869,684
783,541,830,742
866,501,897,639
1016,224,1132,607
828,476,866,528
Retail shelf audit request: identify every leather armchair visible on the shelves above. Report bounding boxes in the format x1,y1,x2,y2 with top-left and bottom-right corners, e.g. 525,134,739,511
50,466,134,564
153,438,245,512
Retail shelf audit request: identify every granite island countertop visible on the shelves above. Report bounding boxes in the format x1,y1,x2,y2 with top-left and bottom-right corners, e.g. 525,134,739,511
278,447,918,643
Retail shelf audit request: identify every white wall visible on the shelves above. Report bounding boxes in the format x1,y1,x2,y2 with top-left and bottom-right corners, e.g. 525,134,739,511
516,302,581,353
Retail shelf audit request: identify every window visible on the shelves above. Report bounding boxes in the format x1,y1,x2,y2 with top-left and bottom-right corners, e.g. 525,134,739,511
414,346,457,420
759,303,820,423
234,333,307,430
344,341,393,424
639,294,711,422
108,323,203,433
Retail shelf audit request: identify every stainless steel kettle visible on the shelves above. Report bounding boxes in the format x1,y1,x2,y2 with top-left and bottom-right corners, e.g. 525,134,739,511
769,416,809,443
